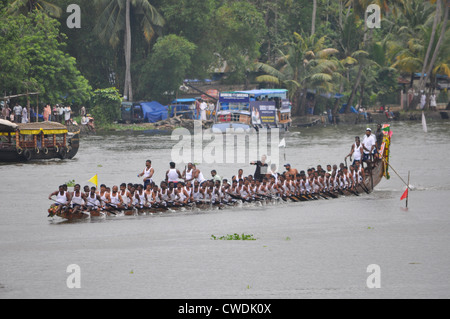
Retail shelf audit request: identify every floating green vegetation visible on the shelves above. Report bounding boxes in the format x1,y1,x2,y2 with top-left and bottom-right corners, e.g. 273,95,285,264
65,179,76,187
211,233,256,241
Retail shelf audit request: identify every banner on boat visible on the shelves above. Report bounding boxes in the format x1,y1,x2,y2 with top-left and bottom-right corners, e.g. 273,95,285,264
250,101,276,125
219,93,250,104
280,100,291,113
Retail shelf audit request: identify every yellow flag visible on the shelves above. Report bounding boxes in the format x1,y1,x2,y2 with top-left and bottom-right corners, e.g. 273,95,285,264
88,174,98,188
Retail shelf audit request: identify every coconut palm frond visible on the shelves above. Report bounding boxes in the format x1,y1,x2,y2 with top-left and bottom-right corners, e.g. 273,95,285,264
39,0,63,17
351,50,370,60
310,73,333,83
256,62,286,80
8,0,62,17
434,63,450,77
341,56,358,66
255,75,282,85
316,48,339,59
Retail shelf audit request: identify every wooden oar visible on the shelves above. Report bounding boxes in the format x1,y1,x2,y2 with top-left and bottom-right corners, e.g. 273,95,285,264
359,182,370,194
323,191,338,198
316,192,329,200
104,204,119,215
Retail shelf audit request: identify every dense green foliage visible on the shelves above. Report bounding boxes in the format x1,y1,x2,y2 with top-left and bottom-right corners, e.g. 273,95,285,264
0,9,91,104
139,34,197,104
1,0,449,118
90,87,122,126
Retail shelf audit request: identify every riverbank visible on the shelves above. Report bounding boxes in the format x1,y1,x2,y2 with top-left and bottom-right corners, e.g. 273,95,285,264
82,108,450,135
292,109,450,128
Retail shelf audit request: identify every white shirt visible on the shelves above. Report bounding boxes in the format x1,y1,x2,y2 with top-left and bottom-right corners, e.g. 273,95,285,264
21,108,28,123
167,169,179,182
362,134,376,154
430,95,437,107
353,142,363,160
14,105,22,115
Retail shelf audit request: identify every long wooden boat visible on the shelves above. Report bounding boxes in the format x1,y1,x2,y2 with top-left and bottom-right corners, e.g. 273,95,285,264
0,120,79,162
47,125,392,221
47,156,388,221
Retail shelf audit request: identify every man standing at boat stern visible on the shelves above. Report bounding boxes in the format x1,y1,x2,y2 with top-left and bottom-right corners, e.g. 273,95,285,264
362,128,376,163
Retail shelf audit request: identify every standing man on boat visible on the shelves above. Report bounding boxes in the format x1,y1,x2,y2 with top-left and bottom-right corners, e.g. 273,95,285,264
346,136,363,165
138,160,155,190
375,124,383,152
182,162,195,183
193,164,207,185
362,128,376,163
166,162,182,186
250,155,268,182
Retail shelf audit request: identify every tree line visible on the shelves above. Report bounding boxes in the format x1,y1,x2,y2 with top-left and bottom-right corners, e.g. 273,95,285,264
1,0,449,118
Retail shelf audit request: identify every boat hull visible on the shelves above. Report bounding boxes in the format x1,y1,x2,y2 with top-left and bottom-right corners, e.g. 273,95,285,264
211,123,289,134
0,133,79,162
47,157,387,222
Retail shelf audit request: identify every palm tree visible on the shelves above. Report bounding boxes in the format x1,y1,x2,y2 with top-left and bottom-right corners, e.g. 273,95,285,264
388,0,449,108
417,0,449,97
255,33,341,116
340,0,406,112
311,0,317,36
7,0,62,17
93,0,165,102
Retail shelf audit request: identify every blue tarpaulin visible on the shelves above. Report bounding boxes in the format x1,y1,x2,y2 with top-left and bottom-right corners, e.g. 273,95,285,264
140,101,168,123
339,104,358,114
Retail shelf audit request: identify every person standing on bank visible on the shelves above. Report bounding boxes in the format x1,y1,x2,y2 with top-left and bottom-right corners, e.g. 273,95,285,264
21,106,28,123
200,99,208,121
430,93,437,111
13,103,22,123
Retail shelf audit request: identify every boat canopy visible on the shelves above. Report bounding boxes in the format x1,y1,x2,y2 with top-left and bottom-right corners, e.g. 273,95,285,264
234,89,288,99
171,98,196,104
17,122,68,135
0,119,18,133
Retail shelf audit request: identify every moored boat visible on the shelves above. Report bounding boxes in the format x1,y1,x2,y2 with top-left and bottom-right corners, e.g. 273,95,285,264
0,120,79,162
211,89,292,133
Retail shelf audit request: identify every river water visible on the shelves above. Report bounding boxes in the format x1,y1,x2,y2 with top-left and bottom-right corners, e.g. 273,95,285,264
0,121,449,299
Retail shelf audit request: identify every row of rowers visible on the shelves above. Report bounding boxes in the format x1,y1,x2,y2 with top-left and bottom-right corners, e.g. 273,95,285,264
49,160,367,212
